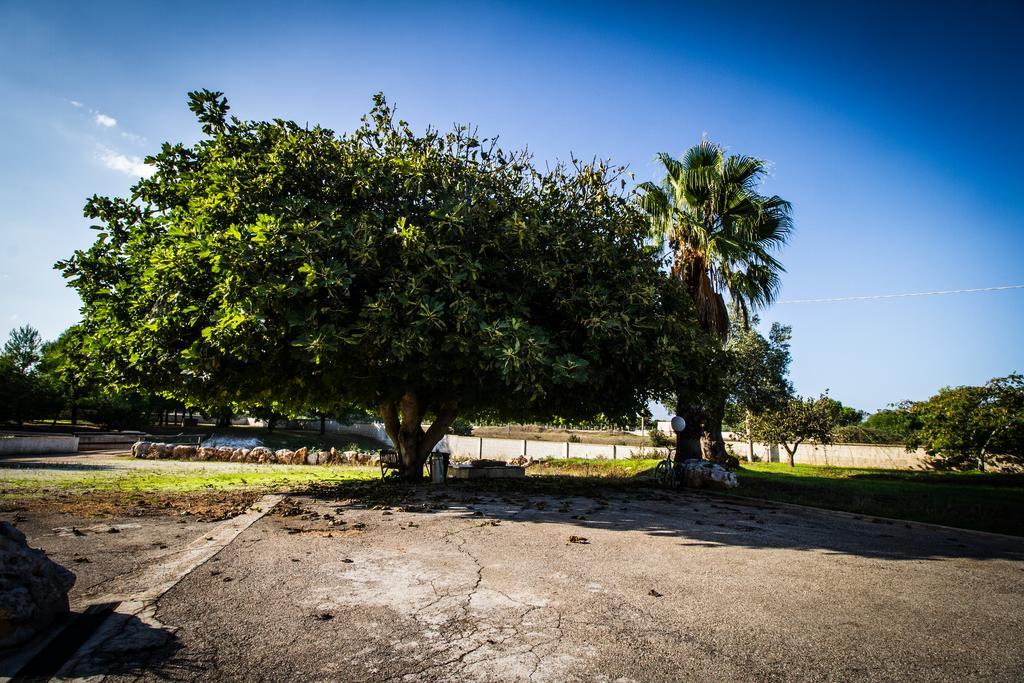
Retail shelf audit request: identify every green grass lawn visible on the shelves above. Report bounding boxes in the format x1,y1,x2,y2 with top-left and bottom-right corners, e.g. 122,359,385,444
720,463,1024,536
0,462,378,498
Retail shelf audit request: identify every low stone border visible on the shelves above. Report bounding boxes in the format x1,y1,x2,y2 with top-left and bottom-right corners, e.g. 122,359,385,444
131,442,380,466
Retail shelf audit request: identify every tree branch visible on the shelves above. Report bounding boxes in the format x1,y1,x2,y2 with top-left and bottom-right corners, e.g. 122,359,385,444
419,400,460,459
380,400,400,448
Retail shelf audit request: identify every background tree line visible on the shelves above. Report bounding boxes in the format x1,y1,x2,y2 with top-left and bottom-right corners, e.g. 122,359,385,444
715,316,1022,469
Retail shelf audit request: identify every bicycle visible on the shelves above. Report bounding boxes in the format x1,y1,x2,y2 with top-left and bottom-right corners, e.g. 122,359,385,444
654,453,678,489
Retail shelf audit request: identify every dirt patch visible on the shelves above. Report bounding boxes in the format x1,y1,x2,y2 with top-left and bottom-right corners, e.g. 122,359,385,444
0,490,260,522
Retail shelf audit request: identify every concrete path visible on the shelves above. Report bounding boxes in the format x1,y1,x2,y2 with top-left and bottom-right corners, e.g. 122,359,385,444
1,494,283,681
34,488,1024,682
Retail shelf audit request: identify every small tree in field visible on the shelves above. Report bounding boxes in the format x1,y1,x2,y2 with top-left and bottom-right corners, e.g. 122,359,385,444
748,394,840,466
59,91,703,479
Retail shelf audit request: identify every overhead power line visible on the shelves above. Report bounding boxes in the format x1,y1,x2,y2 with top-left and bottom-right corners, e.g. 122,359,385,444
777,284,1024,304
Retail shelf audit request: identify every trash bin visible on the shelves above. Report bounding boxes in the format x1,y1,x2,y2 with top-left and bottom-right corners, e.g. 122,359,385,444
430,451,449,484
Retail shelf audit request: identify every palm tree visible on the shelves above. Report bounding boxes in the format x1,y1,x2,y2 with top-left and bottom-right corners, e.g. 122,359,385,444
638,140,792,462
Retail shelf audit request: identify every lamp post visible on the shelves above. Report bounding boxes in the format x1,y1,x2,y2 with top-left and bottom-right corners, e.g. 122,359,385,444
670,415,687,462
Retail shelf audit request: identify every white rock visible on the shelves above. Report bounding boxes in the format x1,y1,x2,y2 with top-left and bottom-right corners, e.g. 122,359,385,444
250,447,273,463
678,459,739,490
0,522,76,649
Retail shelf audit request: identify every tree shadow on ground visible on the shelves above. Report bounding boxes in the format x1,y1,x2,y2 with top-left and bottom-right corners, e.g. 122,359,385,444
298,476,1024,563
2,610,192,679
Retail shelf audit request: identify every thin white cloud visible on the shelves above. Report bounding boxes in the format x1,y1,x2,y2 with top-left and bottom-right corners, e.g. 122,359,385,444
70,100,83,108
120,131,147,144
94,113,117,128
96,145,155,178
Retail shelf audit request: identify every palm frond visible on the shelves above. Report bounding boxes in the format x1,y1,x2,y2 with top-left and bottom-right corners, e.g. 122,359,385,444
682,140,722,173
723,154,765,191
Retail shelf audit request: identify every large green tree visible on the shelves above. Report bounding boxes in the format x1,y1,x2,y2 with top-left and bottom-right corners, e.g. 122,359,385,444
639,141,792,462
906,375,1024,470
59,90,702,478
37,324,95,425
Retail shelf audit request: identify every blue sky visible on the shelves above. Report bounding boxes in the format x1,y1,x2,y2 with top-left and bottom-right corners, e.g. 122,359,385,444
1,0,1021,413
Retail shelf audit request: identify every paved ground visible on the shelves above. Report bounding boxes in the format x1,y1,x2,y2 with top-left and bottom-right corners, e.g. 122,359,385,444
3,454,1024,681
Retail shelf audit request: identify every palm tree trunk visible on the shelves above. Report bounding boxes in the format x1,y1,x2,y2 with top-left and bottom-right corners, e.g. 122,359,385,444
701,408,729,464
674,399,704,461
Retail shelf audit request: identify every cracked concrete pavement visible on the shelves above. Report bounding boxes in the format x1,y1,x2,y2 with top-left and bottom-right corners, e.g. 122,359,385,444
12,484,1020,681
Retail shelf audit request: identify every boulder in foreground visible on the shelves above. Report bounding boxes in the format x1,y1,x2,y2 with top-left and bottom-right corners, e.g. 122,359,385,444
0,522,76,649
678,459,739,490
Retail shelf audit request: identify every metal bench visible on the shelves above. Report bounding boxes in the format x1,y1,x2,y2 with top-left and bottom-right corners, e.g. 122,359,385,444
379,449,447,480
379,449,402,478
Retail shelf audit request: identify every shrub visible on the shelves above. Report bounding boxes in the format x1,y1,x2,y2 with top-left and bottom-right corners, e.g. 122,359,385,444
449,420,473,436
649,428,673,448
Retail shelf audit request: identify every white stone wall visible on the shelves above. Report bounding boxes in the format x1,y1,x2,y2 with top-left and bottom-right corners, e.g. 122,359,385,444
444,434,480,458
442,434,666,461
526,440,569,459
0,434,79,455
568,442,616,459
727,440,928,469
481,437,528,458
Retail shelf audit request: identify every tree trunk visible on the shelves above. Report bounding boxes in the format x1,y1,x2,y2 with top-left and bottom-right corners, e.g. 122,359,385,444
319,415,326,435
381,392,459,482
674,399,704,461
700,403,729,464
745,411,754,462
783,443,798,467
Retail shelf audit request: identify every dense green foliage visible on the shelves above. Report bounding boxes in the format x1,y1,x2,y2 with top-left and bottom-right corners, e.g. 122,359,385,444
862,405,921,440
0,326,63,426
638,141,792,461
906,375,1024,470
826,399,865,426
3,325,43,373
0,355,62,426
58,90,702,477
723,317,793,428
